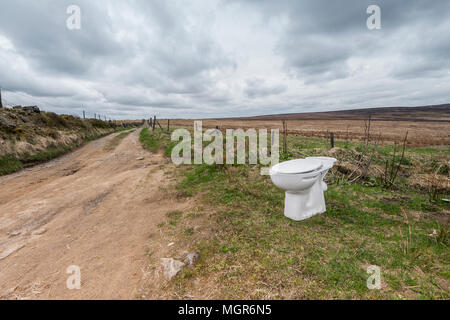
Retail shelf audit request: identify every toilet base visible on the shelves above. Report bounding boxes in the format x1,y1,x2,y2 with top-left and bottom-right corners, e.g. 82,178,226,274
284,182,327,221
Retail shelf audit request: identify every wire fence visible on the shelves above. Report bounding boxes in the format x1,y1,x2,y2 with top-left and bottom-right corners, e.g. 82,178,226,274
1,87,112,121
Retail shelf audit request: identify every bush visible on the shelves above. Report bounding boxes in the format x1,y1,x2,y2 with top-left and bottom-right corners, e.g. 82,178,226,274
42,112,68,128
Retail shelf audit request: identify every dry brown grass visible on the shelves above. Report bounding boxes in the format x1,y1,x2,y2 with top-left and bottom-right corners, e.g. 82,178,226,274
169,119,450,147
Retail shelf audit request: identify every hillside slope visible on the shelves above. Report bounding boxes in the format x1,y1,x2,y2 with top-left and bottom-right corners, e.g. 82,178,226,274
0,106,124,175
225,104,450,122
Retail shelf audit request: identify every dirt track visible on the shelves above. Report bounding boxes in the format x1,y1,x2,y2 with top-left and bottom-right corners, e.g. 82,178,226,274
0,129,188,299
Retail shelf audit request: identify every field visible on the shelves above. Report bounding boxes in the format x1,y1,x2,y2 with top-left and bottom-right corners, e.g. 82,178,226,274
169,104,450,147
137,107,449,299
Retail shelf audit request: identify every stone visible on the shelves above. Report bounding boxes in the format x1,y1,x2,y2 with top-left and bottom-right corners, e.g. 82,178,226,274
1,286,17,298
0,243,25,260
185,251,199,266
0,115,17,130
136,157,145,161
23,106,40,114
161,258,185,280
32,228,47,236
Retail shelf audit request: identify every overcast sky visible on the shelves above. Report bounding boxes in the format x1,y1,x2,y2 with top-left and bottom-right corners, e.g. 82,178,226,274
0,0,449,119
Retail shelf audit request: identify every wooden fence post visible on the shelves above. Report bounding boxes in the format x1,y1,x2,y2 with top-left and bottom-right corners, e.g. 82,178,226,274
156,119,163,130
345,125,349,148
282,120,287,155
330,132,335,149
0,87,4,109
168,119,170,132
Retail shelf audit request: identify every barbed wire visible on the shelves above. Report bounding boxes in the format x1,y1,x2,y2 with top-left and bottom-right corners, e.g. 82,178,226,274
1,86,155,121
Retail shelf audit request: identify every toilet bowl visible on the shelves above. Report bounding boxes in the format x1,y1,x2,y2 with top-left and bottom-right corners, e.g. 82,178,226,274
269,157,337,221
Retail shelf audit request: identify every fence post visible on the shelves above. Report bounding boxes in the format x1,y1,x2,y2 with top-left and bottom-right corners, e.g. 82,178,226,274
168,119,170,132
0,87,3,109
83,110,85,119
156,119,163,130
330,132,335,149
153,116,156,131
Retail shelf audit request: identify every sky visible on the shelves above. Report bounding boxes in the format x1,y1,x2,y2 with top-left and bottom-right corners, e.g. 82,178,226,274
0,0,449,119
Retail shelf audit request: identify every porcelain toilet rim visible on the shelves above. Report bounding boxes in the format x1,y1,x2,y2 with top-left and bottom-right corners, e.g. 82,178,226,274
270,157,337,177
269,164,329,178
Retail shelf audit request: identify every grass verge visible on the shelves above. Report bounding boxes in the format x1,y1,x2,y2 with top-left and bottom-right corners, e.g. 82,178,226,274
150,131,449,299
139,127,176,155
0,127,137,176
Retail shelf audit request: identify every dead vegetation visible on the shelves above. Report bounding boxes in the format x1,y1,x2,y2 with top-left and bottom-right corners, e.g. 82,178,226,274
171,113,450,147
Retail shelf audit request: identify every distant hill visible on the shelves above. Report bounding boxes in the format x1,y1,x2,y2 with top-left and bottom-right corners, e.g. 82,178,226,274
224,104,450,122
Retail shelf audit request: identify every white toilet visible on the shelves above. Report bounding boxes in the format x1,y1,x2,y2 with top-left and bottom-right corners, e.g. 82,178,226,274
269,157,337,221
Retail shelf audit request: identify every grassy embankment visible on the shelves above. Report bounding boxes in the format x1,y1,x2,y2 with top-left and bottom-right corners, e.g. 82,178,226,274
140,127,449,299
0,108,136,176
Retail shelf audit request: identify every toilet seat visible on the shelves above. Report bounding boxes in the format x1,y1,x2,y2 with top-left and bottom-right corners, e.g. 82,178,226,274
271,159,322,174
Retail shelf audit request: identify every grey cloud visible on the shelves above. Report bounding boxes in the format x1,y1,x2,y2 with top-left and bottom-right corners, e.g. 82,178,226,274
0,1,124,76
238,0,450,82
245,79,287,98
0,0,449,118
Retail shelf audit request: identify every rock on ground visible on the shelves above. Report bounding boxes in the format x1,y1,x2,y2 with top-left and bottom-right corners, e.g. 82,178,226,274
161,258,185,280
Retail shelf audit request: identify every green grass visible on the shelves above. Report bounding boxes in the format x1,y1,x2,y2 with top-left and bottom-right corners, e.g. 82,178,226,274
140,128,163,152
172,163,448,299
22,145,75,163
139,127,174,154
0,155,22,175
152,132,449,299
0,146,76,175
